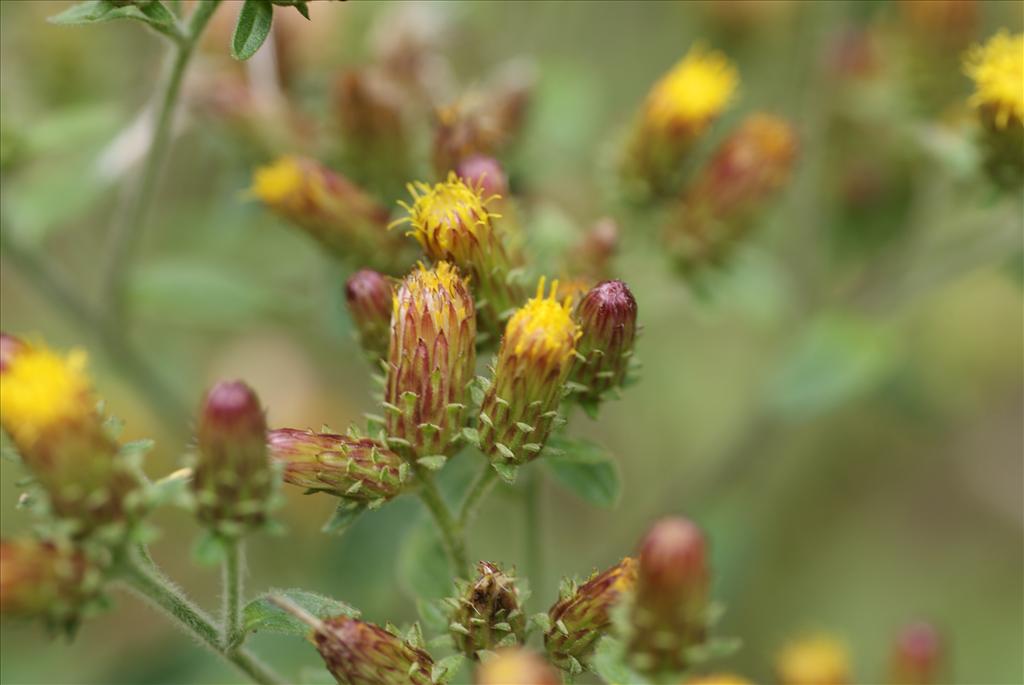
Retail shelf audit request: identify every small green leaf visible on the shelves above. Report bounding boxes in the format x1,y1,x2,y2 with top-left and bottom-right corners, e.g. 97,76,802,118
544,436,621,508
591,636,651,685
322,501,366,536
49,1,176,29
431,654,466,684
232,0,274,60
191,530,227,567
243,589,359,637
416,598,449,635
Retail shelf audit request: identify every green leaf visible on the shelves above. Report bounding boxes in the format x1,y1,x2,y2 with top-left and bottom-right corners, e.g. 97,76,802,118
416,598,449,635
431,654,467,684
191,530,227,566
232,0,274,60
49,1,176,29
398,518,451,599
243,589,359,637
544,436,621,508
590,636,650,685
417,455,448,471
321,501,366,536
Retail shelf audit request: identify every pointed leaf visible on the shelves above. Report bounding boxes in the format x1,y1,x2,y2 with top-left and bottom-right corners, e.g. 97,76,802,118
231,0,274,60
544,436,620,508
242,589,359,637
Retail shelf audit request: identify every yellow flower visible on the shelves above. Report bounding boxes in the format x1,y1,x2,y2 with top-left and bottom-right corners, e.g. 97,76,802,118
687,675,754,685
251,156,305,207
0,345,92,449
391,261,472,326
964,31,1024,129
776,634,850,685
505,277,580,364
645,45,739,134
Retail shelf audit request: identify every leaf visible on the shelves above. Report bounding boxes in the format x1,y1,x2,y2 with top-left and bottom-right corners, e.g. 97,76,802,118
232,0,274,60
191,530,227,567
417,455,448,471
431,654,467,684
590,636,650,685
397,518,452,599
322,501,366,536
49,1,175,29
544,436,621,508
243,589,359,637
416,598,449,635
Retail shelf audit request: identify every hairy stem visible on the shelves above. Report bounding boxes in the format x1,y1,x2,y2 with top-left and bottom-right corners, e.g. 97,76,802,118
222,539,244,650
414,466,470,578
118,549,285,685
523,467,544,603
459,464,498,527
100,0,221,322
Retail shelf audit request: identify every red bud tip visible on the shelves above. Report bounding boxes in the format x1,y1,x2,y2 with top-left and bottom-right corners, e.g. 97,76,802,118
456,155,509,199
201,380,265,432
638,517,708,592
891,621,942,685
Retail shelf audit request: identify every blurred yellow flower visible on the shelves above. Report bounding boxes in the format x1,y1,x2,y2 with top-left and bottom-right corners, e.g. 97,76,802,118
645,45,739,133
0,345,92,448
251,155,305,206
964,31,1024,129
776,634,850,685
506,277,579,363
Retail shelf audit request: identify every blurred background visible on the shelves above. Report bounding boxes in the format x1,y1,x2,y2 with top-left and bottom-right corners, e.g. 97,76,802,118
1,1,1022,683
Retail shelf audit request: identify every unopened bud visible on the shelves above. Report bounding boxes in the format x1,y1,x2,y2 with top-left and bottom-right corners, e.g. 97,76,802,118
545,557,637,671
192,381,273,535
570,280,638,412
268,428,406,504
345,269,394,363
890,621,943,685
963,32,1024,186
385,262,476,460
624,45,739,196
475,647,561,685
456,155,509,200
0,538,99,629
665,113,798,270
315,616,434,685
479,278,580,471
450,561,526,658
776,634,850,685
251,156,411,273
0,336,140,535
627,517,711,675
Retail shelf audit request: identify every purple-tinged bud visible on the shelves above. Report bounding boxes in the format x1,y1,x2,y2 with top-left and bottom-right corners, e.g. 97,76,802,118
315,616,434,685
890,622,943,685
384,262,476,461
268,428,407,504
345,269,394,363
475,647,561,685
449,561,526,658
545,557,637,672
192,381,273,535
456,155,509,200
627,517,711,675
570,280,638,413
0,538,100,630
0,332,26,372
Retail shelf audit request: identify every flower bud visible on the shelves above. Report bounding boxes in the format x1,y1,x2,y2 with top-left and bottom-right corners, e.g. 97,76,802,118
0,337,140,535
627,517,711,675
624,45,739,195
776,634,850,685
345,269,394,364
268,428,407,504
394,173,526,331
545,557,637,672
664,113,798,271
479,278,581,470
192,381,273,536
314,616,434,685
385,262,476,460
0,538,99,629
475,648,561,685
449,561,526,658
890,621,943,685
963,32,1024,186
570,280,638,412
456,155,510,200
251,156,411,273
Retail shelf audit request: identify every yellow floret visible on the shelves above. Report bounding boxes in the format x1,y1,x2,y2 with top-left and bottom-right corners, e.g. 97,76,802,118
964,31,1024,129
393,172,500,257
646,45,739,132
395,261,471,325
506,277,580,361
251,156,305,205
0,345,93,448
776,634,850,685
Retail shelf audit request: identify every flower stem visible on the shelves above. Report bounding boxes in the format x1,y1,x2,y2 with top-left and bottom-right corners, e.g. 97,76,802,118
222,538,244,650
100,0,221,322
414,466,470,578
459,464,498,527
118,548,285,685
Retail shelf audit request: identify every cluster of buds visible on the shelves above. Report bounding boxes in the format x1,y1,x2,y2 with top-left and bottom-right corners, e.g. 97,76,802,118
447,561,526,658
190,381,275,537
625,517,712,675
775,634,851,685
478,278,580,476
570,280,638,413
250,156,412,274
0,334,141,537
384,262,476,461
394,173,526,334
544,557,637,673
889,622,943,685
0,538,100,631
664,113,799,271
345,269,394,364
475,647,561,685
963,31,1024,186
623,45,739,196
268,428,408,506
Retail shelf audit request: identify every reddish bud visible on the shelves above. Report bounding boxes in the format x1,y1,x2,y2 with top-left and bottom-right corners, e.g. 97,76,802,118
571,280,638,411
0,538,99,629
456,155,509,200
0,332,26,372
314,616,434,685
890,621,943,685
345,269,394,363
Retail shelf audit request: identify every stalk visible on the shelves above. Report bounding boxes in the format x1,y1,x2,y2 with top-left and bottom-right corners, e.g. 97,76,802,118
414,466,470,578
222,539,244,649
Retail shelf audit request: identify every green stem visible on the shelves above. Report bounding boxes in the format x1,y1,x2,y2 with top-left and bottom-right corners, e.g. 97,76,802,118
223,539,244,650
523,467,544,602
118,549,285,685
414,466,470,578
459,464,498,527
100,0,221,322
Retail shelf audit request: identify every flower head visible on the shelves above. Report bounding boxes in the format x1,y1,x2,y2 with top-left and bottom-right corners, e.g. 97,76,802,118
449,561,527,658
475,648,561,685
385,262,476,459
314,616,434,685
345,269,394,364
0,344,92,449
964,31,1024,130
776,634,850,685
890,621,943,685
645,45,739,135
0,538,99,630
571,280,639,412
